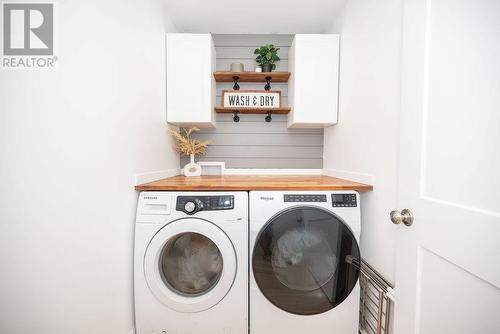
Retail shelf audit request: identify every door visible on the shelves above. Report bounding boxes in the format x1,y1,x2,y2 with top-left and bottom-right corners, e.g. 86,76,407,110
144,218,236,313
252,206,360,315
394,0,500,332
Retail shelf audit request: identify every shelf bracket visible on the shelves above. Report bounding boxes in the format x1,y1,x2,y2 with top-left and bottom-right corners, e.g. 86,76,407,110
233,111,240,122
264,76,272,91
265,111,272,122
232,76,240,90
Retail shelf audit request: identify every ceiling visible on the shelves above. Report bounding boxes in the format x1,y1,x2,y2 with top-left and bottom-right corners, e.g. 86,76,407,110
163,0,348,34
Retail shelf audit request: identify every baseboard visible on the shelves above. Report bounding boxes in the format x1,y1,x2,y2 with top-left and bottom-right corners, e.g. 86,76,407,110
322,168,375,185
223,169,323,175
134,168,180,185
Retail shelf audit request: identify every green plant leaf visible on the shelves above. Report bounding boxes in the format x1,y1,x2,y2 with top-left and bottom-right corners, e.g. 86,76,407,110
254,43,280,66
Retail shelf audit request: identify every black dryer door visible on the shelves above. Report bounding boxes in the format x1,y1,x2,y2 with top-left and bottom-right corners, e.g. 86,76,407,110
252,206,360,315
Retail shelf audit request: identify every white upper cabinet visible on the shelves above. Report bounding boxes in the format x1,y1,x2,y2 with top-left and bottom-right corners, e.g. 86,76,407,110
166,33,216,128
287,34,340,128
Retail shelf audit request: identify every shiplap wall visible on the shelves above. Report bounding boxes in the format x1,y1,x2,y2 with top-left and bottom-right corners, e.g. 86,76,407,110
180,34,324,169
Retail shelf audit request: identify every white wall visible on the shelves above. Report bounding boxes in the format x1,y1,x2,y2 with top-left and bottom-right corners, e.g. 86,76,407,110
324,0,403,283
0,1,178,333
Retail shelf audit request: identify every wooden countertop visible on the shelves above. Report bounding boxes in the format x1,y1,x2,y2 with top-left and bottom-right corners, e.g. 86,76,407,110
135,175,373,192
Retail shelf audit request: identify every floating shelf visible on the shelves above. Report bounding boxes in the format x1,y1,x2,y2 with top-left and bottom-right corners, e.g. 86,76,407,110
215,107,291,114
213,71,290,83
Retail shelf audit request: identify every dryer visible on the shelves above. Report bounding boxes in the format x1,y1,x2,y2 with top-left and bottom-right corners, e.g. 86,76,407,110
134,191,248,334
249,191,361,334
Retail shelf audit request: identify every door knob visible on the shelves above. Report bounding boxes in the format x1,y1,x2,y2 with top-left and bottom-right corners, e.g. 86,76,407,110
390,209,414,226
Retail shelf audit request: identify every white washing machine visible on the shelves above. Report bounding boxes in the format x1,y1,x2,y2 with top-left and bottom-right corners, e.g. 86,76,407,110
249,191,361,334
134,191,248,334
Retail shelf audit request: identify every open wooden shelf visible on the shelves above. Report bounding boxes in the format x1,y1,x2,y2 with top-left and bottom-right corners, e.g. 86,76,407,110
213,71,290,83
215,107,291,114
214,71,291,115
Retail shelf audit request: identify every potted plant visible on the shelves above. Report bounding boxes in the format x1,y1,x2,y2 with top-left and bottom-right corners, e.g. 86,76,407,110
169,127,211,177
254,44,280,72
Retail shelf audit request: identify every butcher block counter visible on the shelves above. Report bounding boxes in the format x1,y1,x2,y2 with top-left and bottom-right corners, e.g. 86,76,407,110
135,175,373,192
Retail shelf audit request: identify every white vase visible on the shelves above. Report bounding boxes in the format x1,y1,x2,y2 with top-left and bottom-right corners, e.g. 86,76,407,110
184,154,202,177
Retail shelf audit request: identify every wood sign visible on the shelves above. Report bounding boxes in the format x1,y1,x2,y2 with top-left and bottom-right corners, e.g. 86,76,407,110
222,90,281,109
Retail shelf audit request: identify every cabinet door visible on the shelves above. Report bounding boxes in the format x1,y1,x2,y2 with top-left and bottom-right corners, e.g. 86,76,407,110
166,34,216,128
288,34,339,128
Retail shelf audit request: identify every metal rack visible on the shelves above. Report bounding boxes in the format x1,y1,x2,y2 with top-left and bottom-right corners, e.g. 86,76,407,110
359,259,395,334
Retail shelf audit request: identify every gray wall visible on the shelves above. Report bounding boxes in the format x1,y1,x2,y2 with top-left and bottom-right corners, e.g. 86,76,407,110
181,34,324,169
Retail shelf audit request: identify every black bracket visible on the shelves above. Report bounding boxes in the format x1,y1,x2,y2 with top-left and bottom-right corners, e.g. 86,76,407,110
233,111,240,122
265,111,272,122
232,76,240,90
264,76,272,91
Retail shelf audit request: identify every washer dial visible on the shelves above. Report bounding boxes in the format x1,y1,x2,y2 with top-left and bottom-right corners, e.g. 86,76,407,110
184,201,196,213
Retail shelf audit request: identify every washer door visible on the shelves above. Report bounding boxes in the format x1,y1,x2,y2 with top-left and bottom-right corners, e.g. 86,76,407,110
252,206,360,315
144,218,237,313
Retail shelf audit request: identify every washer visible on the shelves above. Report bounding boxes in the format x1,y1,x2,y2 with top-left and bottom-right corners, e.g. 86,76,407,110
249,191,361,334
134,191,248,334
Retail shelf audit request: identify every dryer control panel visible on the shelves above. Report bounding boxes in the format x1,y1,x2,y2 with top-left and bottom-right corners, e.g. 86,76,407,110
331,193,357,207
284,194,327,202
176,195,234,215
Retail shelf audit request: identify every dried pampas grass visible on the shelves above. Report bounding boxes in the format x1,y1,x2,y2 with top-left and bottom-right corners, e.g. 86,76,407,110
169,127,211,156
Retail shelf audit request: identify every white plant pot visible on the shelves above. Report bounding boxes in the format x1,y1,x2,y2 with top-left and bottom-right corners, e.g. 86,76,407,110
184,154,202,177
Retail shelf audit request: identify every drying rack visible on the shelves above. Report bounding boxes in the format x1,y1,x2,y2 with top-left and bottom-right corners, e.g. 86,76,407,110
358,259,395,334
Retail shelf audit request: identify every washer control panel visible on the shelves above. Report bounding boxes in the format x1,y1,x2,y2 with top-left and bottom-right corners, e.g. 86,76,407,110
176,195,234,215
331,193,357,207
284,194,327,202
